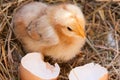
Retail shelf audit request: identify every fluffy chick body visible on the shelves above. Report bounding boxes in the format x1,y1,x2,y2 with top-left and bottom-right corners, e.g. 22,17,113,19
13,2,86,61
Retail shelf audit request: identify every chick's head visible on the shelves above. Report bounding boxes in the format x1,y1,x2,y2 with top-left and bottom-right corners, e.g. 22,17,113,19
47,4,85,38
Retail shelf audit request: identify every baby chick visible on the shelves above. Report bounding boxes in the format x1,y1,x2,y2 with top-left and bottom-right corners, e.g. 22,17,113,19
13,2,86,61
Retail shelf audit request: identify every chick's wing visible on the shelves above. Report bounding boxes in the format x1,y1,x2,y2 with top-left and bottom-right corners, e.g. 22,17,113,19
27,15,59,46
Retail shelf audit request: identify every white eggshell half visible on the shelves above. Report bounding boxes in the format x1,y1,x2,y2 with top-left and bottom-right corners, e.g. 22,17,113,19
69,63,108,80
20,52,60,80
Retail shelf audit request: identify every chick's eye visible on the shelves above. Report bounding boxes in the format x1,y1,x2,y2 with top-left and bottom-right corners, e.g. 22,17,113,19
67,27,73,31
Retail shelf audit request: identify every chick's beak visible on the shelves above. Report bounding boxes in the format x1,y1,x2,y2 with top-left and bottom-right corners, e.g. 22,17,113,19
75,24,85,38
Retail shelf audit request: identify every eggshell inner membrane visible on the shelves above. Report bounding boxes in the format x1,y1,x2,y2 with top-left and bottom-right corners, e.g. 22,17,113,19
69,63,108,80
21,52,60,80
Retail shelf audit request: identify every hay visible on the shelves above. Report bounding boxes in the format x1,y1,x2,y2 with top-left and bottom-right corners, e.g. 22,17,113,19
0,0,120,80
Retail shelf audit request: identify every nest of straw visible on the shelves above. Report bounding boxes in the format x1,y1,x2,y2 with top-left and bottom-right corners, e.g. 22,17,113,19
0,0,120,80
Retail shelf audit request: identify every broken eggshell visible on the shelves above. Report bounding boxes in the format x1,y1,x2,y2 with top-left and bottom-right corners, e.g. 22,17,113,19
69,63,108,80
19,52,60,80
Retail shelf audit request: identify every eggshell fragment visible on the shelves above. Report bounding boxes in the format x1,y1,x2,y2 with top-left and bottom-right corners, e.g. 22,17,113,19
19,52,60,80
69,63,108,80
